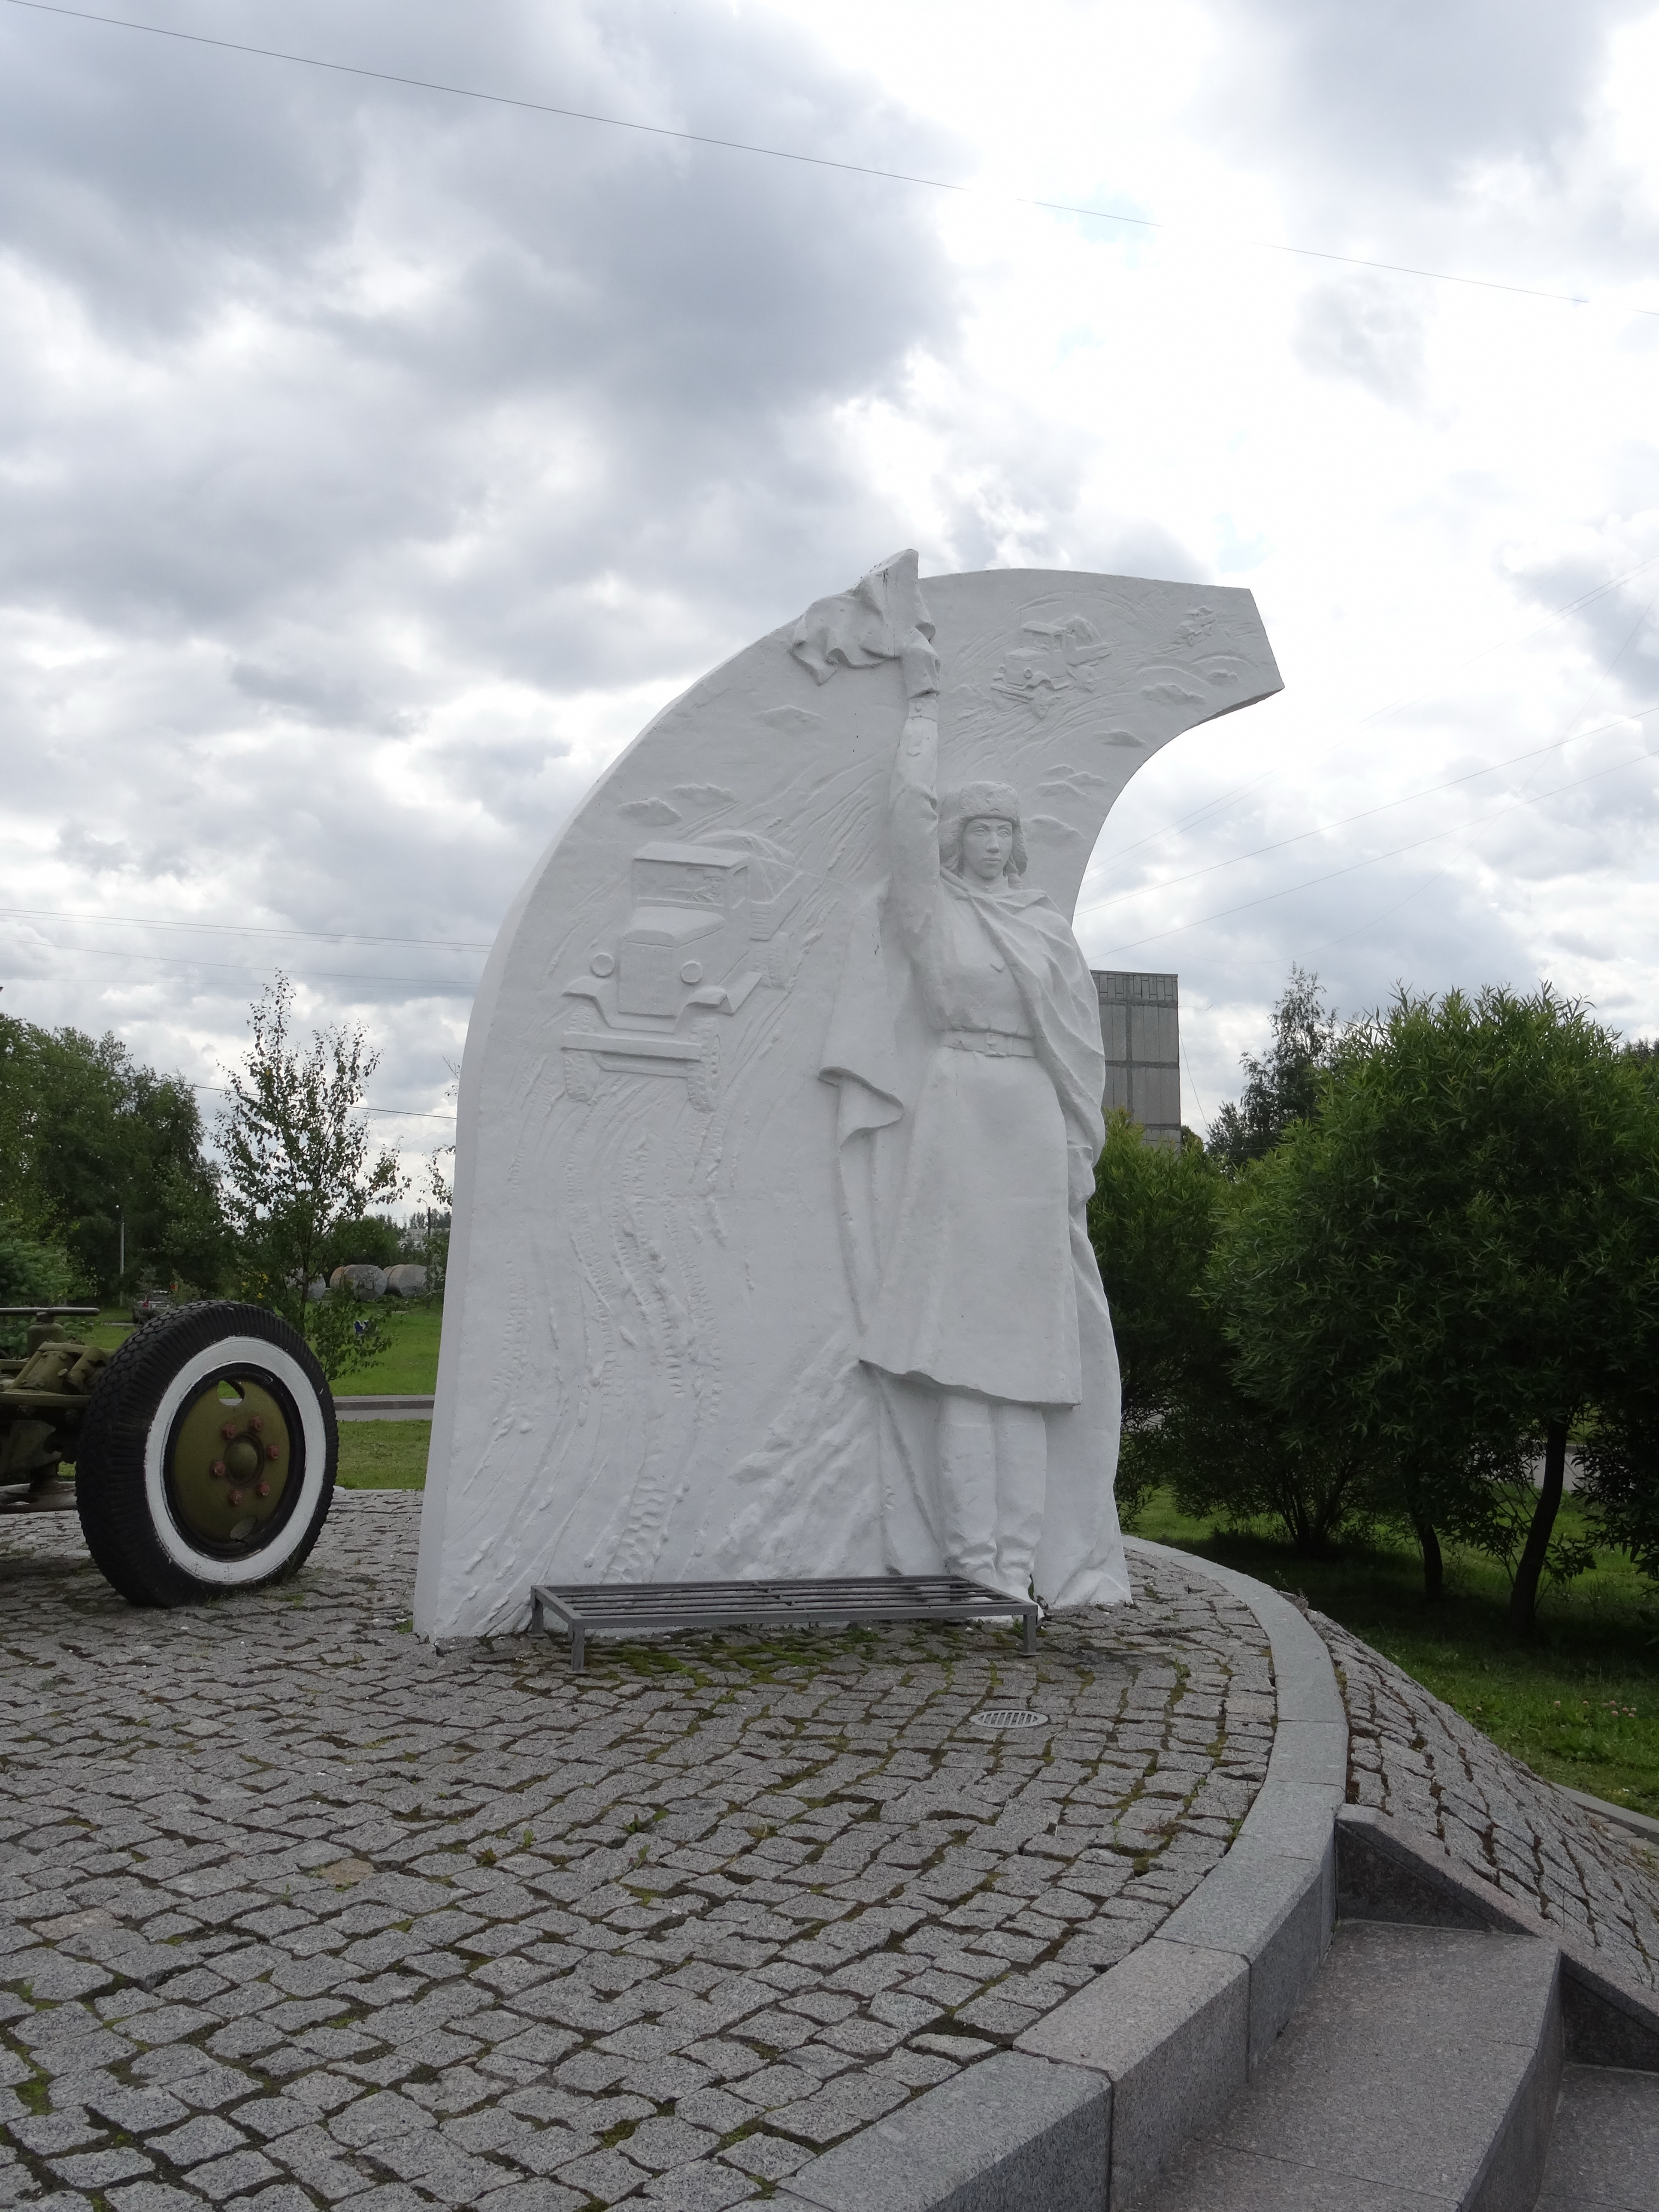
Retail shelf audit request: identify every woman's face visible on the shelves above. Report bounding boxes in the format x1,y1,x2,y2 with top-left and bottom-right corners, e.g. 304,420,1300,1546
962,816,1014,883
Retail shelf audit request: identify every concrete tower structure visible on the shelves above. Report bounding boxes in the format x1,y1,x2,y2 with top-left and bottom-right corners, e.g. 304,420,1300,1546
1095,970,1181,1146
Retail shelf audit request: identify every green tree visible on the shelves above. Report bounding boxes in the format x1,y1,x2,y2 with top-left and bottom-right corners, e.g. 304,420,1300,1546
0,1217,75,1354
1088,1112,1220,1522
1580,1388,1659,1590
400,1202,451,1296
1208,966,1343,1174
319,1212,405,1275
1215,986,1659,1631
1174,1170,1378,1560
1574,998,1659,1591
0,1014,228,1298
215,976,408,1378
1088,1112,1362,1552
412,1142,453,1293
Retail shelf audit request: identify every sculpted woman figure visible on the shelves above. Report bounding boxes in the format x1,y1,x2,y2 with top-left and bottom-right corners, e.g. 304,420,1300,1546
822,674,1125,1608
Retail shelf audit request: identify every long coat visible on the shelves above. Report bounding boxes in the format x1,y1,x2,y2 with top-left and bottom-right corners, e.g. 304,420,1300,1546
818,706,1129,1606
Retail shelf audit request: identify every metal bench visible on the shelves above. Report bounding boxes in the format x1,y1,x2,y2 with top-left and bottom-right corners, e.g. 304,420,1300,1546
530,1574,1039,1671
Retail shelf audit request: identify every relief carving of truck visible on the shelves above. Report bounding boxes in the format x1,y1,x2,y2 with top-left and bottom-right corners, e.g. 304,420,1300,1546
561,833,800,1109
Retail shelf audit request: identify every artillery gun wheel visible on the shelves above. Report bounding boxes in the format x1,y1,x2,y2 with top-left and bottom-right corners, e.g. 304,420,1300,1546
76,1302,337,1607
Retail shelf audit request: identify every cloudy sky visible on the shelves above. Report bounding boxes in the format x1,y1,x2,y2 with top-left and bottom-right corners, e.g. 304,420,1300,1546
3,0,1658,1169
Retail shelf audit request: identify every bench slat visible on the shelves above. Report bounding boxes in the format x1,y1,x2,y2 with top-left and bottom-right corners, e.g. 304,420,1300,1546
530,1576,1039,1670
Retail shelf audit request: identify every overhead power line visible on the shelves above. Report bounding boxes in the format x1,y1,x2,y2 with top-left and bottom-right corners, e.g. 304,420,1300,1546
1349,556,1659,731
24,714,1656,989
0,903,494,952
8,0,1656,320
3,937,481,994
9,553,1659,967
1098,548,1659,873
1096,710,1659,957
12,712,1657,995
1090,700,1659,916
187,1080,454,1123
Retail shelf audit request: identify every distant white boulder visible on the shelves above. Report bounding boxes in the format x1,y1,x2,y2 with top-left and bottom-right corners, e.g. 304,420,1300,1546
306,1278,327,1302
384,1263,428,1298
330,1263,388,1299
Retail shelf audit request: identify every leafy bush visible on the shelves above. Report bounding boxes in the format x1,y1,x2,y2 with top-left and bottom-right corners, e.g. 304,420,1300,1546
318,1212,404,1276
1088,1113,1221,1526
216,975,406,1344
0,1217,73,1354
304,1286,397,1384
0,1013,228,1298
1207,966,1343,1174
1214,985,1659,1631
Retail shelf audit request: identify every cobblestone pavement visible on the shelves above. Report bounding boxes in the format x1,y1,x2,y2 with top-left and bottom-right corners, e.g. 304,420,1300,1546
1323,1612,1659,1991
0,1497,1271,2212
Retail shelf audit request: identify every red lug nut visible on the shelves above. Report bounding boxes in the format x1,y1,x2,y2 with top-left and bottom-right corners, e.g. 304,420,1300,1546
265,1444,279,1461
211,1460,226,1478
256,1481,269,1498
228,1489,243,1505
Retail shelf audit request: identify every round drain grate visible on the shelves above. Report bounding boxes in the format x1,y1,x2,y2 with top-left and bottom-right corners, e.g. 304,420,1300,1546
971,1707,1049,1729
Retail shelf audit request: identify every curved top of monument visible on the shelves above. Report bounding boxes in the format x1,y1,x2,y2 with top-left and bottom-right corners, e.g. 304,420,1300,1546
478,561,1280,1026
414,562,1280,1638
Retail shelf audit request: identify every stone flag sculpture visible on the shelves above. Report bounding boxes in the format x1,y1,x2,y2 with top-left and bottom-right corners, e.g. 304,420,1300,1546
415,556,1281,1639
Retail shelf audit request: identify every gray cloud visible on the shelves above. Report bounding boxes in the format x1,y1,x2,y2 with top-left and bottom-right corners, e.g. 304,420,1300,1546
4,0,1657,1158
1293,276,1427,406
1517,566,1659,707
0,0,970,1114
230,662,423,734
1204,0,1646,194
0,0,962,658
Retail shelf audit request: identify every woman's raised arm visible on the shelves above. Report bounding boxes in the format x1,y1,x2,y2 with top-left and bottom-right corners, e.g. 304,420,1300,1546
887,695,941,952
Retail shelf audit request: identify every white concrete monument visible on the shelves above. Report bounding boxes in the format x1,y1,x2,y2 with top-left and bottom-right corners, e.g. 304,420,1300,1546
415,556,1281,1638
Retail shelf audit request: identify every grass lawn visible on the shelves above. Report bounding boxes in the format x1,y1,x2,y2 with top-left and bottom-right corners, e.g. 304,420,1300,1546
1135,1488,1659,1820
330,1303,443,1395
337,1420,430,1490
77,1302,445,1393
85,1311,140,1353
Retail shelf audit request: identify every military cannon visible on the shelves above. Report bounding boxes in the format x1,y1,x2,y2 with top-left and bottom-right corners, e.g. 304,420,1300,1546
0,1301,336,1605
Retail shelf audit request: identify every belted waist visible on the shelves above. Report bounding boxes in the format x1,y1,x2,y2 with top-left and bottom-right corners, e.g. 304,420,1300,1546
939,1028,1036,1058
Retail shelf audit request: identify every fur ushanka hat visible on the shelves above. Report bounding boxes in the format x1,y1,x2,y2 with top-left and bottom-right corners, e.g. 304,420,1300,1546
938,781,1027,878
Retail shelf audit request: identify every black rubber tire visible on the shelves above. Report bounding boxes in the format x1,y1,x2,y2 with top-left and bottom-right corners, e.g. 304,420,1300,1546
76,1300,337,1608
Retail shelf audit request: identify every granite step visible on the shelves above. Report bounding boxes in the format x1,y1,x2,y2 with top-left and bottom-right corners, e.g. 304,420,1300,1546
1534,2063,1659,2211
1136,1921,1562,2210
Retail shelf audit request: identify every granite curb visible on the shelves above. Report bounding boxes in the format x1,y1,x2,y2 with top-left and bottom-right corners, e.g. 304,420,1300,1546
1559,1784,1659,1846
774,1538,1350,2212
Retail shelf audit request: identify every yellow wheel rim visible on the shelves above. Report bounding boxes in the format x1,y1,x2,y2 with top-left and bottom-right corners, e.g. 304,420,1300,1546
168,1373,294,1547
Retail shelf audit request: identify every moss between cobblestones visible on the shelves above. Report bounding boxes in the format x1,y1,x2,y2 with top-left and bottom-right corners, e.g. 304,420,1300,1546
0,1496,1271,2210
576,1622,1044,1686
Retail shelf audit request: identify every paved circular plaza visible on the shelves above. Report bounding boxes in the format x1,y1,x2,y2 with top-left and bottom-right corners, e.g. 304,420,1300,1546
0,1495,1272,2212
